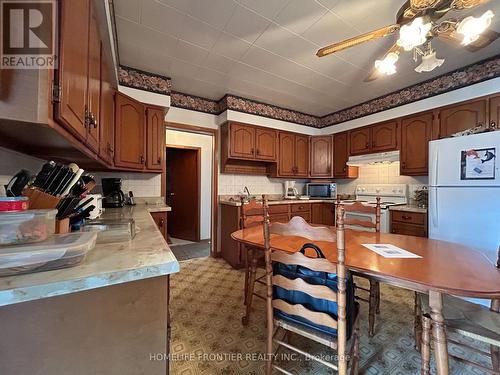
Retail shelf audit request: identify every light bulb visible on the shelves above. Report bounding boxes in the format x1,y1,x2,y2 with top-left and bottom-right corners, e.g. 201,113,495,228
375,52,399,76
397,17,432,51
457,10,494,45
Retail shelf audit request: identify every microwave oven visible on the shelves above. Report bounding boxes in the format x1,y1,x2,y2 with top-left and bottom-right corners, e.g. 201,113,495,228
306,183,337,199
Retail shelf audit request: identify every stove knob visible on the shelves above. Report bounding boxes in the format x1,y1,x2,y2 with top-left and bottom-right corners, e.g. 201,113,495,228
376,188,381,193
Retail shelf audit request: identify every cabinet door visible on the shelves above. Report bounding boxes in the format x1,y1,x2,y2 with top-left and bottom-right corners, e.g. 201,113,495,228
229,123,255,159
114,93,145,169
294,135,309,177
146,107,165,171
371,120,398,152
438,99,487,138
400,113,432,175
150,212,168,240
255,128,277,161
55,0,90,141
489,94,500,130
322,203,335,226
309,136,333,178
99,55,115,165
349,128,371,155
311,203,323,224
86,3,101,153
333,132,349,178
278,132,295,176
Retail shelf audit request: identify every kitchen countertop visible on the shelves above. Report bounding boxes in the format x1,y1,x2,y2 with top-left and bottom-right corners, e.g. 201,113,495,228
220,198,336,206
389,204,428,213
0,204,179,307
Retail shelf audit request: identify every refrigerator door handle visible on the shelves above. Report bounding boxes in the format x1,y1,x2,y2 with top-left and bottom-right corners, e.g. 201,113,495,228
431,188,438,228
432,148,439,186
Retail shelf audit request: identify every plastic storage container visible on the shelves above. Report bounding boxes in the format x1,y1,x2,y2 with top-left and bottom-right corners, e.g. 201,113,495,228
81,218,136,243
0,209,57,245
0,197,29,212
0,231,97,276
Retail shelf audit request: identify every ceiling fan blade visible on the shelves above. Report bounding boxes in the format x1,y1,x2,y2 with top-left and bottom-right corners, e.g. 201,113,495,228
316,24,400,57
450,0,490,10
435,21,500,52
363,44,403,82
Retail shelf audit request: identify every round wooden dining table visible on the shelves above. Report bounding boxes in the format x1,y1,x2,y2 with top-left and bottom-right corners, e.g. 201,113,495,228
231,225,500,375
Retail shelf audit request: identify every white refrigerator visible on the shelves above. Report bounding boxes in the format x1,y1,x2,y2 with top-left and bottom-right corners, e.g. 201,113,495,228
429,132,500,306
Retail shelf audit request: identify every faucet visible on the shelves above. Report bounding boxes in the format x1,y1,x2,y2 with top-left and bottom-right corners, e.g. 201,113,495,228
244,186,251,198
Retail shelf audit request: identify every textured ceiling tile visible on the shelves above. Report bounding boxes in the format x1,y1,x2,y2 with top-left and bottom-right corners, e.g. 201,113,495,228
274,0,328,35
236,0,291,19
211,31,252,60
224,5,271,44
178,16,221,50
186,0,237,30
140,0,185,37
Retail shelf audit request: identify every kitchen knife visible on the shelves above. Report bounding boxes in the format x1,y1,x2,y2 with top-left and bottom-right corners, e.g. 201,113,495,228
54,169,75,196
32,161,56,188
61,168,84,197
45,166,69,195
5,169,31,197
41,164,62,192
74,196,94,212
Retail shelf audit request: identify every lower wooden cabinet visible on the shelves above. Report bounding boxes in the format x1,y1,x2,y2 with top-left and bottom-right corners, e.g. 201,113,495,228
390,210,427,237
150,211,168,241
311,203,335,226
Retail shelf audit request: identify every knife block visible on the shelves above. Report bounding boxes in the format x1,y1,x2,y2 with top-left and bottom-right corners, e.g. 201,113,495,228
22,188,61,209
55,218,70,234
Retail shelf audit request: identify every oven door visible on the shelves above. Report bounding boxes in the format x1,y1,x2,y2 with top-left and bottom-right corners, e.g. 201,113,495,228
344,210,389,233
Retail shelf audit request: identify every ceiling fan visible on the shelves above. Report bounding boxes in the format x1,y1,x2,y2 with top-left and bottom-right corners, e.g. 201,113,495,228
316,0,499,82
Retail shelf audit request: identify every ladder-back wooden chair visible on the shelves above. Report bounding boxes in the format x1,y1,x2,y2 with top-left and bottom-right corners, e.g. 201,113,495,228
342,197,381,336
240,196,267,325
263,205,360,374
420,247,500,375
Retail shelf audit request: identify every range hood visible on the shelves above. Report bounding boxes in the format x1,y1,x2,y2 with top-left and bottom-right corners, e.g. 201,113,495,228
346,150,400,166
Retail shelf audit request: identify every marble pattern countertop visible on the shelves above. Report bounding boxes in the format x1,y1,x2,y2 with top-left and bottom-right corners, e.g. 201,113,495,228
0,204,178,307
389,205,428,214
220,199,336,206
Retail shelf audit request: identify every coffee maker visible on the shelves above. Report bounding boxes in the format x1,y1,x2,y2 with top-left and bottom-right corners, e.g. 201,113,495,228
284,180,299,199
101,178,125,208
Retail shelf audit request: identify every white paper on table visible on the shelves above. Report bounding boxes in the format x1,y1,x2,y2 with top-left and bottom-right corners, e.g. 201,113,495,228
362,244,422,259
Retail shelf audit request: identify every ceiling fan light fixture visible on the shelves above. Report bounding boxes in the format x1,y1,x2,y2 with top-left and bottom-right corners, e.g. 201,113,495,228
457,10,495,45
415,50,445,73
375,52,399,76
397,17,432,51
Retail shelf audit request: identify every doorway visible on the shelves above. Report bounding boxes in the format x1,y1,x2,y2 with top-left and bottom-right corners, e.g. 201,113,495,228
166,146,201,242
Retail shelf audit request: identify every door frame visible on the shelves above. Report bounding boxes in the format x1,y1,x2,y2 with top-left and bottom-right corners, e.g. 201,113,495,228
163,122,219,258
166,145,201,242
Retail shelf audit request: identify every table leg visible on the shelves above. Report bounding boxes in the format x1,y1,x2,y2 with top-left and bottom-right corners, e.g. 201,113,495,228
368,280,377,337
429,291,449,375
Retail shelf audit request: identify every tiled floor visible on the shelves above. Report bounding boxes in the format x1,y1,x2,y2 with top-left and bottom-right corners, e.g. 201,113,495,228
170,257,493,374
170,239,211,261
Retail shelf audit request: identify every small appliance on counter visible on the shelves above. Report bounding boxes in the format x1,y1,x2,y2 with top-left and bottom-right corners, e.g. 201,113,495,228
125,191,136,206
306,182,337,199
284,181,299,199
101,178,125,208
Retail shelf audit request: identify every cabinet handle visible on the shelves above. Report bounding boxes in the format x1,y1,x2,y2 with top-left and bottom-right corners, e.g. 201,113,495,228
84,107,90,128
140,155,145,164
490,121,497,129
365,142,370,148
90,113,98,128
401,161,406,168
107,143,114,154
371,141,375,147
158,218,164,228
402,215,412,220
157,156,162,164
392,229,396,233
251,148,254,154
256,149,260,155
343,166,346,172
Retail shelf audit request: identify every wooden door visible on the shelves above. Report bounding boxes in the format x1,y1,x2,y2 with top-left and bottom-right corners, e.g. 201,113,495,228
371,120,398,152
255,128,276,161
114,93,145,169
229,123,255,159
489,94,500,130
98,55,115,165
86,3,101,153
400,113,433,176
278,132,295,176
349,127,371,155
55,0,90,141
333,132,348,178
146,106,165,171
166,147,200,241
309,136,333,178
294,135,309,177
438,99,487,138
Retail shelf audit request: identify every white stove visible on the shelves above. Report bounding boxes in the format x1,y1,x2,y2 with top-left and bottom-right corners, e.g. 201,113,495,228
342,184,408,233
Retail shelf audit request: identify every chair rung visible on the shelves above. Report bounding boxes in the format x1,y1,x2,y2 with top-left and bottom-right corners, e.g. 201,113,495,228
449,353,500,375
355,296,369,303
272,364,294,375
447,338,493,357
273,338,338,370
255,279,266,285
355,286,370,292
253,292,266,300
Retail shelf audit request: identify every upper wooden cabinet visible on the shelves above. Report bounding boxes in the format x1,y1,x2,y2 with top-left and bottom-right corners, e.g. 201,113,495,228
225,122,277,162
98,55,115,166
438,99,487,138
277,132,309,177
371,120,398,152
55,0,90,141
400,113,433,176
114,93,145,169
349,121,398,155
349,127,371,155
146,106,165,171
255,128,277,161
86,3,101,153
333,132,358,179
309,136,333,178
489,94,500,130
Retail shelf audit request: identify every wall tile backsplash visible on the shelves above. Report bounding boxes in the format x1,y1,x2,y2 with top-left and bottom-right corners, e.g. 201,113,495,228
335,162,428,195
89,171,162,197
0,147,44,196
218,174,307,197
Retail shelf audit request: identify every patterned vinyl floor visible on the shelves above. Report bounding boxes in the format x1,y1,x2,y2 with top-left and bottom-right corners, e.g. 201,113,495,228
170,257,491,374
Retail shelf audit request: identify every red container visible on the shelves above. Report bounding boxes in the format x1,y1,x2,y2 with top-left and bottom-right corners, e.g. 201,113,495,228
0,197,29,212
